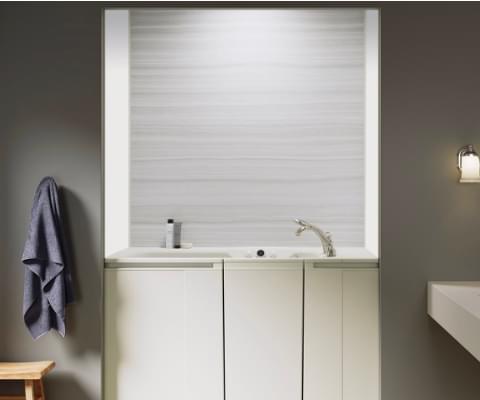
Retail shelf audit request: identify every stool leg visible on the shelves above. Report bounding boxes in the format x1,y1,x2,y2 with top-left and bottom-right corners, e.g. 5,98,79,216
25,380,35,400
34,379,45,400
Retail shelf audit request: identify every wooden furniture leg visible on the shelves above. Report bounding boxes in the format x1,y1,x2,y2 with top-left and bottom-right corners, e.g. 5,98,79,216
24,380,35,400
34,379,45,400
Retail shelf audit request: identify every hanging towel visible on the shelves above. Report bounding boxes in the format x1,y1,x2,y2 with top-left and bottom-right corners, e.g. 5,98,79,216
22,177,74,339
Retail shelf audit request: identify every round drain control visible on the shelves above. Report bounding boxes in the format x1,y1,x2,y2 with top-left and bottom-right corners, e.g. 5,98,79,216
256,249,265,257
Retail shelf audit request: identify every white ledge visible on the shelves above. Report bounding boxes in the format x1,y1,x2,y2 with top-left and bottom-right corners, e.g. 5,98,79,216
105,246,378,266
428,281,480,362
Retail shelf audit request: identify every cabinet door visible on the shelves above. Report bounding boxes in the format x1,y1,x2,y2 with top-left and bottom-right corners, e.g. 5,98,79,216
343,269,379,400
224,261,303,400
304,268,343,400
104,265,224,400
304,266,379,400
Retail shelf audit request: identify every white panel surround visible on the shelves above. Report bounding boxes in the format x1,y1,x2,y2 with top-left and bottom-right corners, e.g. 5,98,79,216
127,8,379,248
104,10,130,256
364,9,379,256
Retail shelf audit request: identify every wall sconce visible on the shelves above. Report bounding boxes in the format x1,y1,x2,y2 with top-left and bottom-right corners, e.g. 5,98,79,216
458,145,480,183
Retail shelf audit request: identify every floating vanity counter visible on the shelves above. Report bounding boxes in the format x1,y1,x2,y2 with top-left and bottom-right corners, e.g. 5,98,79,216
428,281,480,362
104,248,379,400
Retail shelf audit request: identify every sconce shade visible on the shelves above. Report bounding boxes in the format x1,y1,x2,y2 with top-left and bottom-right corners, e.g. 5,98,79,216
458,145,480,183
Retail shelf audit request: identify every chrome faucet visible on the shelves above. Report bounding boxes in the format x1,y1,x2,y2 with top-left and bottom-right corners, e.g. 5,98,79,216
294,219,336,257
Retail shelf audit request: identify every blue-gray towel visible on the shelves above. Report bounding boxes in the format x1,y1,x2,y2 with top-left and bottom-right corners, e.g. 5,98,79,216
22,177,74,339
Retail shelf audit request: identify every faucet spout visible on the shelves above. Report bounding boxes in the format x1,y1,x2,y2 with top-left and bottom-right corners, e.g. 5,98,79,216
295,226,306,236
293,219,336,257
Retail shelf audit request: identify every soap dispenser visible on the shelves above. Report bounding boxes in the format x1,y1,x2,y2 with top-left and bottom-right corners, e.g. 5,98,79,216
165,219,182,249
165,219,175,248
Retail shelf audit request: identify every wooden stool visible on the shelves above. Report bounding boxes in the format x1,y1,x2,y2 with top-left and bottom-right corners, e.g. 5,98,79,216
0,361,55,400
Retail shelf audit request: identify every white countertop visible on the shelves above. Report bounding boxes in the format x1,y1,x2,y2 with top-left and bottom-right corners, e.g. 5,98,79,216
428,281,480,362
105,246,378,266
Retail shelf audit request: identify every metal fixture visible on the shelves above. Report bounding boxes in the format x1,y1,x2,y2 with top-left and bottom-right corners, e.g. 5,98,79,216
256,249,265,257
293,218,336,257
457,145,480,183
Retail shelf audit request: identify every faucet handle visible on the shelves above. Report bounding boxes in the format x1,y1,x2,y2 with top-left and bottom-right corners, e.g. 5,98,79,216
294,218,309,227
325,232,335,243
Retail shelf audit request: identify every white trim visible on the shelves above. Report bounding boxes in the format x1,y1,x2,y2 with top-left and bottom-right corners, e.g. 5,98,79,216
104,10,130,257
365,9,379,257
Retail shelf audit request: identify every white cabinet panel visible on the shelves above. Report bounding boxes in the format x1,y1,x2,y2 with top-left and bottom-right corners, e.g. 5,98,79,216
224,261,303,400
304,266,379,400
304,267,343,400
343,269,379,400
104,266,224,400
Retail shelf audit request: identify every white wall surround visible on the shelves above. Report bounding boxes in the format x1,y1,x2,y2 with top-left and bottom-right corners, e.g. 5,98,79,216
365,9,379,256
104,10,130,256
128,8,379,248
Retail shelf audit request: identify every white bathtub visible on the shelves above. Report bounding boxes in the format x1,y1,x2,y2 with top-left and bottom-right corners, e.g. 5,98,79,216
105,246,378,266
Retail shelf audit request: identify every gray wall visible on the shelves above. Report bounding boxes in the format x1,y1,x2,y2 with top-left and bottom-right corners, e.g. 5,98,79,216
130,8,366,247
0,10,6,359
0,6,102,400
1,4,480,400
381,4,480,400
